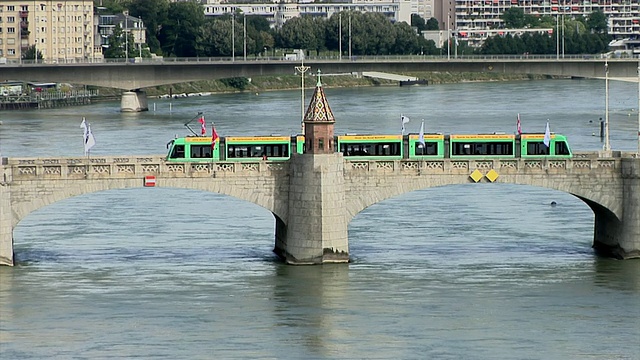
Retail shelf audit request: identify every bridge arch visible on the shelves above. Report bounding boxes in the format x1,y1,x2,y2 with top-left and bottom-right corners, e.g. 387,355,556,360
345,176,622,224
11,180,288,229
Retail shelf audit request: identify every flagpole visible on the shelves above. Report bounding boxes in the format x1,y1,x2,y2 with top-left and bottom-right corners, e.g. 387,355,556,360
604,60,611,153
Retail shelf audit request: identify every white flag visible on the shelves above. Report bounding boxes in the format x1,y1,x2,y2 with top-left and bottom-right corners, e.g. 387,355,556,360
84,124,96,155
543,121,551,148
401,115,410,135
418,120,425,147
80,117,88,141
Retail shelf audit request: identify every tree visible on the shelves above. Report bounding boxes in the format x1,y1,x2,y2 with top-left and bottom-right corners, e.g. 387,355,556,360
426,18,439,30
128,0,170,55
158,1,205,57
393,22,419,55
502,7,526,28
103,24,126,58
411,14,426,33
278,16,321,51
587,10,608,34
21,45,43,61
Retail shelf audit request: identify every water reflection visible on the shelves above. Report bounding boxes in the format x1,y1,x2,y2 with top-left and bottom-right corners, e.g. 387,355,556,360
593,257,640,292
272,264,350,357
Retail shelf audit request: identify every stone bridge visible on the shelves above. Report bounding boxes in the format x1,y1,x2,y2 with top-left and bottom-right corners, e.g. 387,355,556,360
1,152,639,266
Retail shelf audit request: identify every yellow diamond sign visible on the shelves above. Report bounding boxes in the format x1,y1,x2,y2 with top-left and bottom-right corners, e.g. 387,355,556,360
469,169,483,182
485,169,499,182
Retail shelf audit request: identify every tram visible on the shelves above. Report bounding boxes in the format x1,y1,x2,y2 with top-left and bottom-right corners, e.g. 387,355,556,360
166,133,572,162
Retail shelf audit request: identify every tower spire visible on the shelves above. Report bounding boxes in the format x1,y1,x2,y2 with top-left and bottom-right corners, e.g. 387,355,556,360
303,69,335,154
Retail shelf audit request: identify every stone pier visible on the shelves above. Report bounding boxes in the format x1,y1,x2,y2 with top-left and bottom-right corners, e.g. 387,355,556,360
0,172,13,266
121,90,148,112
274,153,349,264
593,157,640,259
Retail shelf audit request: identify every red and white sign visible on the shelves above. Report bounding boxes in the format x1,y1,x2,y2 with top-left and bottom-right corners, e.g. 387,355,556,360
144,175,156,187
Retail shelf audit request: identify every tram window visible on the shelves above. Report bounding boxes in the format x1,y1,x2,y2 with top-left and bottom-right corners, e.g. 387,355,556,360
415,142,438,155
170,144,185,158
190,145,212,158
228,145,249,158
555,141,570,155
526,142,549,155
452,143,472,155
341,142,401,156
452,142,513,156
251,146,263,157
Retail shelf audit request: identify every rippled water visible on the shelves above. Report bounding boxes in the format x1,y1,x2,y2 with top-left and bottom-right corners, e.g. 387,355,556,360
1,79,639,359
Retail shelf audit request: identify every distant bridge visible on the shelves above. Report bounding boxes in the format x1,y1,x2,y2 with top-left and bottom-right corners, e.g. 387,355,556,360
2,55,637,111
1,151,639,266
1,55,638,91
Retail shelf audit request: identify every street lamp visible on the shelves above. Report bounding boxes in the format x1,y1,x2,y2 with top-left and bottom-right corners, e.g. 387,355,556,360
295,60,311,134
604,61,611,152
339,12,342,60
348,13,352,59
124,10,128,63
243,14,247,61
556,14,560,60
637,56,640,155
232,12,235,61
447,13,450,60
139,17,143,59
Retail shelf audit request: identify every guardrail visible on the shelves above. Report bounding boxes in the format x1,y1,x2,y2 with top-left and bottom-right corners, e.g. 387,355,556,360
1,53,633,66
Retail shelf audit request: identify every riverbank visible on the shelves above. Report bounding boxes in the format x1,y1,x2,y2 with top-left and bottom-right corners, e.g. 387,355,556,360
92,72,556,101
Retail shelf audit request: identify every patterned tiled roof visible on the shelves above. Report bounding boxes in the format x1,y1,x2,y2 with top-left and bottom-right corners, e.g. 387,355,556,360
303,70,335,123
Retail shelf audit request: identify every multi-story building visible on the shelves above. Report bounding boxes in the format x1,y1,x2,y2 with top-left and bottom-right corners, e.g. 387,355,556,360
450,0,640,47
201,0,413,28
0,0,94,63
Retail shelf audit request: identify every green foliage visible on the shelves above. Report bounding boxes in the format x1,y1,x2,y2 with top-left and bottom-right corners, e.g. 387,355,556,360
587,10,608,34
502,7,526,28
21,45,43,60
159,1,205,57
411,14,427,33
220,77,250,90
426,18,440,31
103,24,139,59
127,0,170,55
477,31,609,55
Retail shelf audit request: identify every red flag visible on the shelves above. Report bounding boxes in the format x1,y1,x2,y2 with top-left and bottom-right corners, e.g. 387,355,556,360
199,115,206,135
211,124,219,150
517,113,522,135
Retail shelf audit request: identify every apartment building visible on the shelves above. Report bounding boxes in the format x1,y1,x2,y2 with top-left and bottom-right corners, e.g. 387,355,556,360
0,0,94,63
450,0,639,46
201,0,413,27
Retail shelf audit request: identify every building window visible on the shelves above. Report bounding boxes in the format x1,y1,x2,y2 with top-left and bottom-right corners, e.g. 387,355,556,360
8,49,15,55
0,50,3,56
7,17,14,23
8,27,14,33
21,6,28,12
318,138,324,150
7,6,15,12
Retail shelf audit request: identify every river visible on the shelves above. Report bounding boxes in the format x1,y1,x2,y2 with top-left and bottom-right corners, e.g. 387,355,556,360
0,79,639,359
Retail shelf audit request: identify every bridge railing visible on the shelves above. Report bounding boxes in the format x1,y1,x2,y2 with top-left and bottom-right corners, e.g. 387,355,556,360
0,156,289,183
5,54,630,66
343,153,627,175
